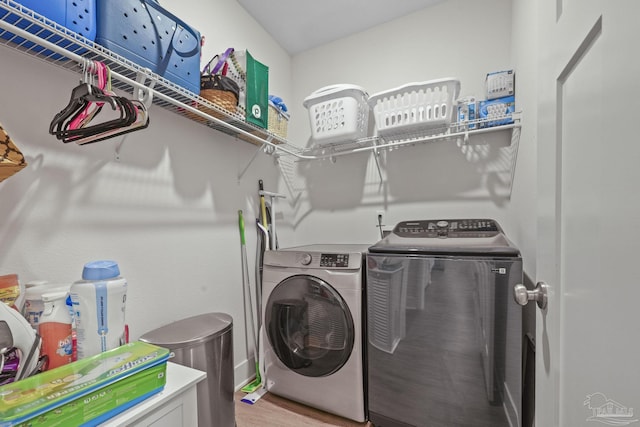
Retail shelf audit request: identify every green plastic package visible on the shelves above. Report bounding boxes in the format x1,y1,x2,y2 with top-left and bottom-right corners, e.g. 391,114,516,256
244,50,269,129
0,342,169,427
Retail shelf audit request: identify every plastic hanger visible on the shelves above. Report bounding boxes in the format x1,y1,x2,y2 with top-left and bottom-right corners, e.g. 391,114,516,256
65,99,150,146
67,60,110,131
49,83,119,137
58,96,135,141
49,60,150,144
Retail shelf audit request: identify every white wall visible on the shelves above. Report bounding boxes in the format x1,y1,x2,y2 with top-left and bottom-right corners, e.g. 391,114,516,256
0,0,540,389
508,0,538,278
0,0,293,388
286,0,532,262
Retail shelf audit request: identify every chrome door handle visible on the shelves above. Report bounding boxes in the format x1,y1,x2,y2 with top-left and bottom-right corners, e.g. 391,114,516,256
514,281,549,310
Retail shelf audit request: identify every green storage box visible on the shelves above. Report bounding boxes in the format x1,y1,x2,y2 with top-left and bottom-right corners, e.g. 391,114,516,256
0,342,169,427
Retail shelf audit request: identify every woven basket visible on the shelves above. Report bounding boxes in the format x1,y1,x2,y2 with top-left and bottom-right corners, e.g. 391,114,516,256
236,104,287,145
186,88,238,123
234,104,287,145
268,104,288,139
201,88,238,118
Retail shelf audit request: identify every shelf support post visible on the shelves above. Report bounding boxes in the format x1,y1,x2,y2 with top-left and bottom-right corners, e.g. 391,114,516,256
508,125,521,199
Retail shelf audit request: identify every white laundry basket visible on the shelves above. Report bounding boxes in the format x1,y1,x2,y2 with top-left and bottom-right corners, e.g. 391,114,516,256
303,84,370,146
368,78,461,139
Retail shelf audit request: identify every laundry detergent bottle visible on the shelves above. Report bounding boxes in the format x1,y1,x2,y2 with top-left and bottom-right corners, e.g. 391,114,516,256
39,290,73,369
70,260,127,359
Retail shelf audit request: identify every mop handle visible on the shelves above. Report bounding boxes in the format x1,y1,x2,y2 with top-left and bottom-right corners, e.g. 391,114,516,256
238,210,246,245
238,210,257,349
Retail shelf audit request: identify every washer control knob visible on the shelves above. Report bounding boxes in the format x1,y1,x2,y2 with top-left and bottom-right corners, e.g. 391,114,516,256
300,253,312,266
437,220,449,228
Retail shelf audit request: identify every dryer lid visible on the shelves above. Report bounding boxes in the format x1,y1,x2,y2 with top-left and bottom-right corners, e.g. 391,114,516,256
370,219,520,256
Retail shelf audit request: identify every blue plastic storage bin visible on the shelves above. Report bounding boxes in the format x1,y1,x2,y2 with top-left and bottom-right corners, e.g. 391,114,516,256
0,0,96,57
94,0,201,94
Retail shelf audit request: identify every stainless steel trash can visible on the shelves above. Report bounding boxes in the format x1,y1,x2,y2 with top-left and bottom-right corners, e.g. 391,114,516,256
140,313,234,427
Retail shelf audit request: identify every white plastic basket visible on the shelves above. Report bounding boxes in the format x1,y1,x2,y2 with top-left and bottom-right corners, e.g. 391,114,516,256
368,78,461,139
303,84,370,145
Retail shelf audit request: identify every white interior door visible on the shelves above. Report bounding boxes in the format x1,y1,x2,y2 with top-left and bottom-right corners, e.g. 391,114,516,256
535,1,640,426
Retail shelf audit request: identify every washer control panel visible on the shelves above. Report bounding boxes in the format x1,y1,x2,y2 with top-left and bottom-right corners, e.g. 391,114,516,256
393,219,501,239
320,253,350,268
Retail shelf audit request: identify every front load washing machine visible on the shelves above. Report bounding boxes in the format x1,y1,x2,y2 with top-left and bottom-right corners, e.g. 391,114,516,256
261,244,368,422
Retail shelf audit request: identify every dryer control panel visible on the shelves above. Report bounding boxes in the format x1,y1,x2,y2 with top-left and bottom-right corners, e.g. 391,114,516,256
320,253,350,268
393,219,501,239
265,244,368,270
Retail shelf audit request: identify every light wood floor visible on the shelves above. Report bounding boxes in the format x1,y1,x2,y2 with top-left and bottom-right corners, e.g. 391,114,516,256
234,391,372,427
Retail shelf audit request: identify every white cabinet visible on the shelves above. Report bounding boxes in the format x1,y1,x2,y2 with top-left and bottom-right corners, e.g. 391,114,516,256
99,363,206,427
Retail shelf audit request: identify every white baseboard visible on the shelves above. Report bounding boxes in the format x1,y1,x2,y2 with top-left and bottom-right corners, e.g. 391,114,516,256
234,356,257,391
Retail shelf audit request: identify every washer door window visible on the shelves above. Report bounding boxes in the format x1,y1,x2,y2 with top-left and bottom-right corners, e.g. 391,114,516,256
266,274,354,377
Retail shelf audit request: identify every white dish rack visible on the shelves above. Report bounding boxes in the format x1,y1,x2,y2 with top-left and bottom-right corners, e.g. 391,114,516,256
368,78,461,139
303,84,370,146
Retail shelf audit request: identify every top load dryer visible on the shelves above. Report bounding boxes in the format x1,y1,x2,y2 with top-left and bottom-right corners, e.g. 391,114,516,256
366,219,523,427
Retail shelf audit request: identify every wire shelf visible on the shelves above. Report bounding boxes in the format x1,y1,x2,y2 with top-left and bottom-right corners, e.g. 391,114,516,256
0,0,521,195
0,0,301,154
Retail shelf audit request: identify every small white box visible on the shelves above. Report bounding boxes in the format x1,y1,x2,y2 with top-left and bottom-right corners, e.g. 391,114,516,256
485,69,515,100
